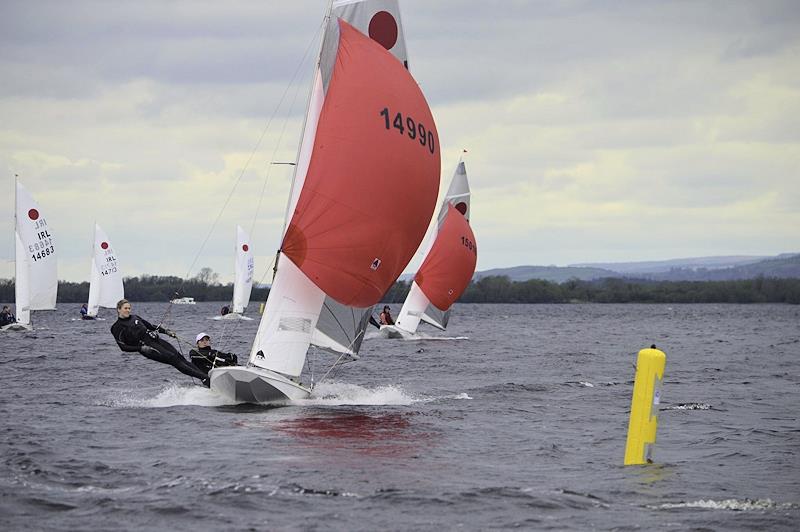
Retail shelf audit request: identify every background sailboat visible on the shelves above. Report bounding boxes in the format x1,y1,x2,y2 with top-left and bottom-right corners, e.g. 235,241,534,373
84,223,124,320
210,0,440,403
214,225,254,320
383,160,477,338
3,180,58,331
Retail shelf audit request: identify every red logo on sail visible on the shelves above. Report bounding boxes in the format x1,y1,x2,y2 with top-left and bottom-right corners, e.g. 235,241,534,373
101,242,109,249
242,244,249,252
28,209,39,220
369,11,398,50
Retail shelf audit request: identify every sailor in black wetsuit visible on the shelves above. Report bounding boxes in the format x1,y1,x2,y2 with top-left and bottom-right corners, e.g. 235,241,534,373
110,299,208,383
0,306,15,327
189,333,238,374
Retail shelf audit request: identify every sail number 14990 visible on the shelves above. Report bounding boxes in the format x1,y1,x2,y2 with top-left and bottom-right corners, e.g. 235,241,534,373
379,107,435,155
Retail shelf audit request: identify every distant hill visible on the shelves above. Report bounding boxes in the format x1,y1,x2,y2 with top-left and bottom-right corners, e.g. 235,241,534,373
639,254,800,281
571,255,772,274
474,265,618,283
471,253,800,283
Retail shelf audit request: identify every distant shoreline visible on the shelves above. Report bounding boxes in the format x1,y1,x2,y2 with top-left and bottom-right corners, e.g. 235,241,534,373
2,275,798,305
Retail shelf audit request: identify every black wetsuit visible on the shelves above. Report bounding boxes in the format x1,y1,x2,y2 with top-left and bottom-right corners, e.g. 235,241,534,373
0,311,15,327
110,314,208,381
189,346,238,374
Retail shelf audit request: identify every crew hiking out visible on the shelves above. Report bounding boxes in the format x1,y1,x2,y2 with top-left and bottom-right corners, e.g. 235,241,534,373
110,299,209,384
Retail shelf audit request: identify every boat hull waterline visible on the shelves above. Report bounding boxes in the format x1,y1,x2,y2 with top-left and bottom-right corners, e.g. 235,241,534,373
209,365,311,404
1,323,33,332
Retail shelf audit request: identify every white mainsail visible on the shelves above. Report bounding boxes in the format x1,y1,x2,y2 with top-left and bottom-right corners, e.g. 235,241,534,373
232,225,254,314
14,181,58,327
86,223,124,317
395,161,472,333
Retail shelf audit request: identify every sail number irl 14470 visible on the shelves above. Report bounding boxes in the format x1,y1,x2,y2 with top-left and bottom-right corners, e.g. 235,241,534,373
379,107,435,155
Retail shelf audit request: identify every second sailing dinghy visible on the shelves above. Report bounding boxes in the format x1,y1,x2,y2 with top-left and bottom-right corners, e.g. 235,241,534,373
3,180,58,332
210,1,440,404
84,224,124,320
382,161,477,339
214,225,255,320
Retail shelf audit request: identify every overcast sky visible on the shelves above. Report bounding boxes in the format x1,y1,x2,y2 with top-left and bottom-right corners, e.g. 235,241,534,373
1,0,798,283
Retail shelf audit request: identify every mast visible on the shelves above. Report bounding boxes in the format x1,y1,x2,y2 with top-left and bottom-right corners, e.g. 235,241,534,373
279,0,334,243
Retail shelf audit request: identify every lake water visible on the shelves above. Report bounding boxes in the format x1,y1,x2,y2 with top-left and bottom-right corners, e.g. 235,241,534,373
1,302,798,530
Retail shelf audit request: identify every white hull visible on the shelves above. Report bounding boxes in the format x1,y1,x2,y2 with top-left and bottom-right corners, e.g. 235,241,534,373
1,322,33,332
209,365,311,404
212,312,254,321
379,325,414,339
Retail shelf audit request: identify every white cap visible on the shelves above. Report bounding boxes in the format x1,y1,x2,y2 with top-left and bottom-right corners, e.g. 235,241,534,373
196,332,211,343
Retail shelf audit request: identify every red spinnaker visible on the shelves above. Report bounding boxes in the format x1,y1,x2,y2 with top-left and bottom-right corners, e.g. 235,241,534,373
415,205,477,311
283,19,440,307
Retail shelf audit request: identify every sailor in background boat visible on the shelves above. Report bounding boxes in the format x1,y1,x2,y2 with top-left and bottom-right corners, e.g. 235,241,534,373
189,333,238,374
0,306,15,327
110,299,209,384
379,305,395,325
220,305,230,317
80,303,95,320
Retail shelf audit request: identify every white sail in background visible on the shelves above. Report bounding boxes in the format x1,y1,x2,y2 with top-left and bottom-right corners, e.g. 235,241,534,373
14,181,58,327
232,225,254,314
395,161,472,333
86,224,124,317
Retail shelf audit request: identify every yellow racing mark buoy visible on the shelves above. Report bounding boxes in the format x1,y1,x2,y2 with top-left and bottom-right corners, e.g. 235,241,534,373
624,346,666,465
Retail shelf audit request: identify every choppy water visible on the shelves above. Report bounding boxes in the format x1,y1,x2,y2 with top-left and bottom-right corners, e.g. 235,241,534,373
1,302,799,530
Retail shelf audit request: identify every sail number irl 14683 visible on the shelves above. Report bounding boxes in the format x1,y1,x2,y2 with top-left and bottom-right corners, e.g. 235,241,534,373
380,107,435,155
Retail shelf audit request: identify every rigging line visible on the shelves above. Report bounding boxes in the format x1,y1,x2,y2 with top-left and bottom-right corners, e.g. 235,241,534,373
313,326,365,388
181,17,326,284
249,16,326,241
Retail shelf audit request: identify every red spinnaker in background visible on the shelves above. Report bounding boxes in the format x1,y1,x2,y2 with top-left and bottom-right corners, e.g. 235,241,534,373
415,205,477,311
282,19,440,307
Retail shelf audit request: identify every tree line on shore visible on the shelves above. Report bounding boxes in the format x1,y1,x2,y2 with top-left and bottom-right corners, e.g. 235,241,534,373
1,274,798,305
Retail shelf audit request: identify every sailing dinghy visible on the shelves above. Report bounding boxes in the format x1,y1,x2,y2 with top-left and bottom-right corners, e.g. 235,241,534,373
210,0,441,404
382,161,477,338
214,225,254,320
2,180,58,332
84,223,124,320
